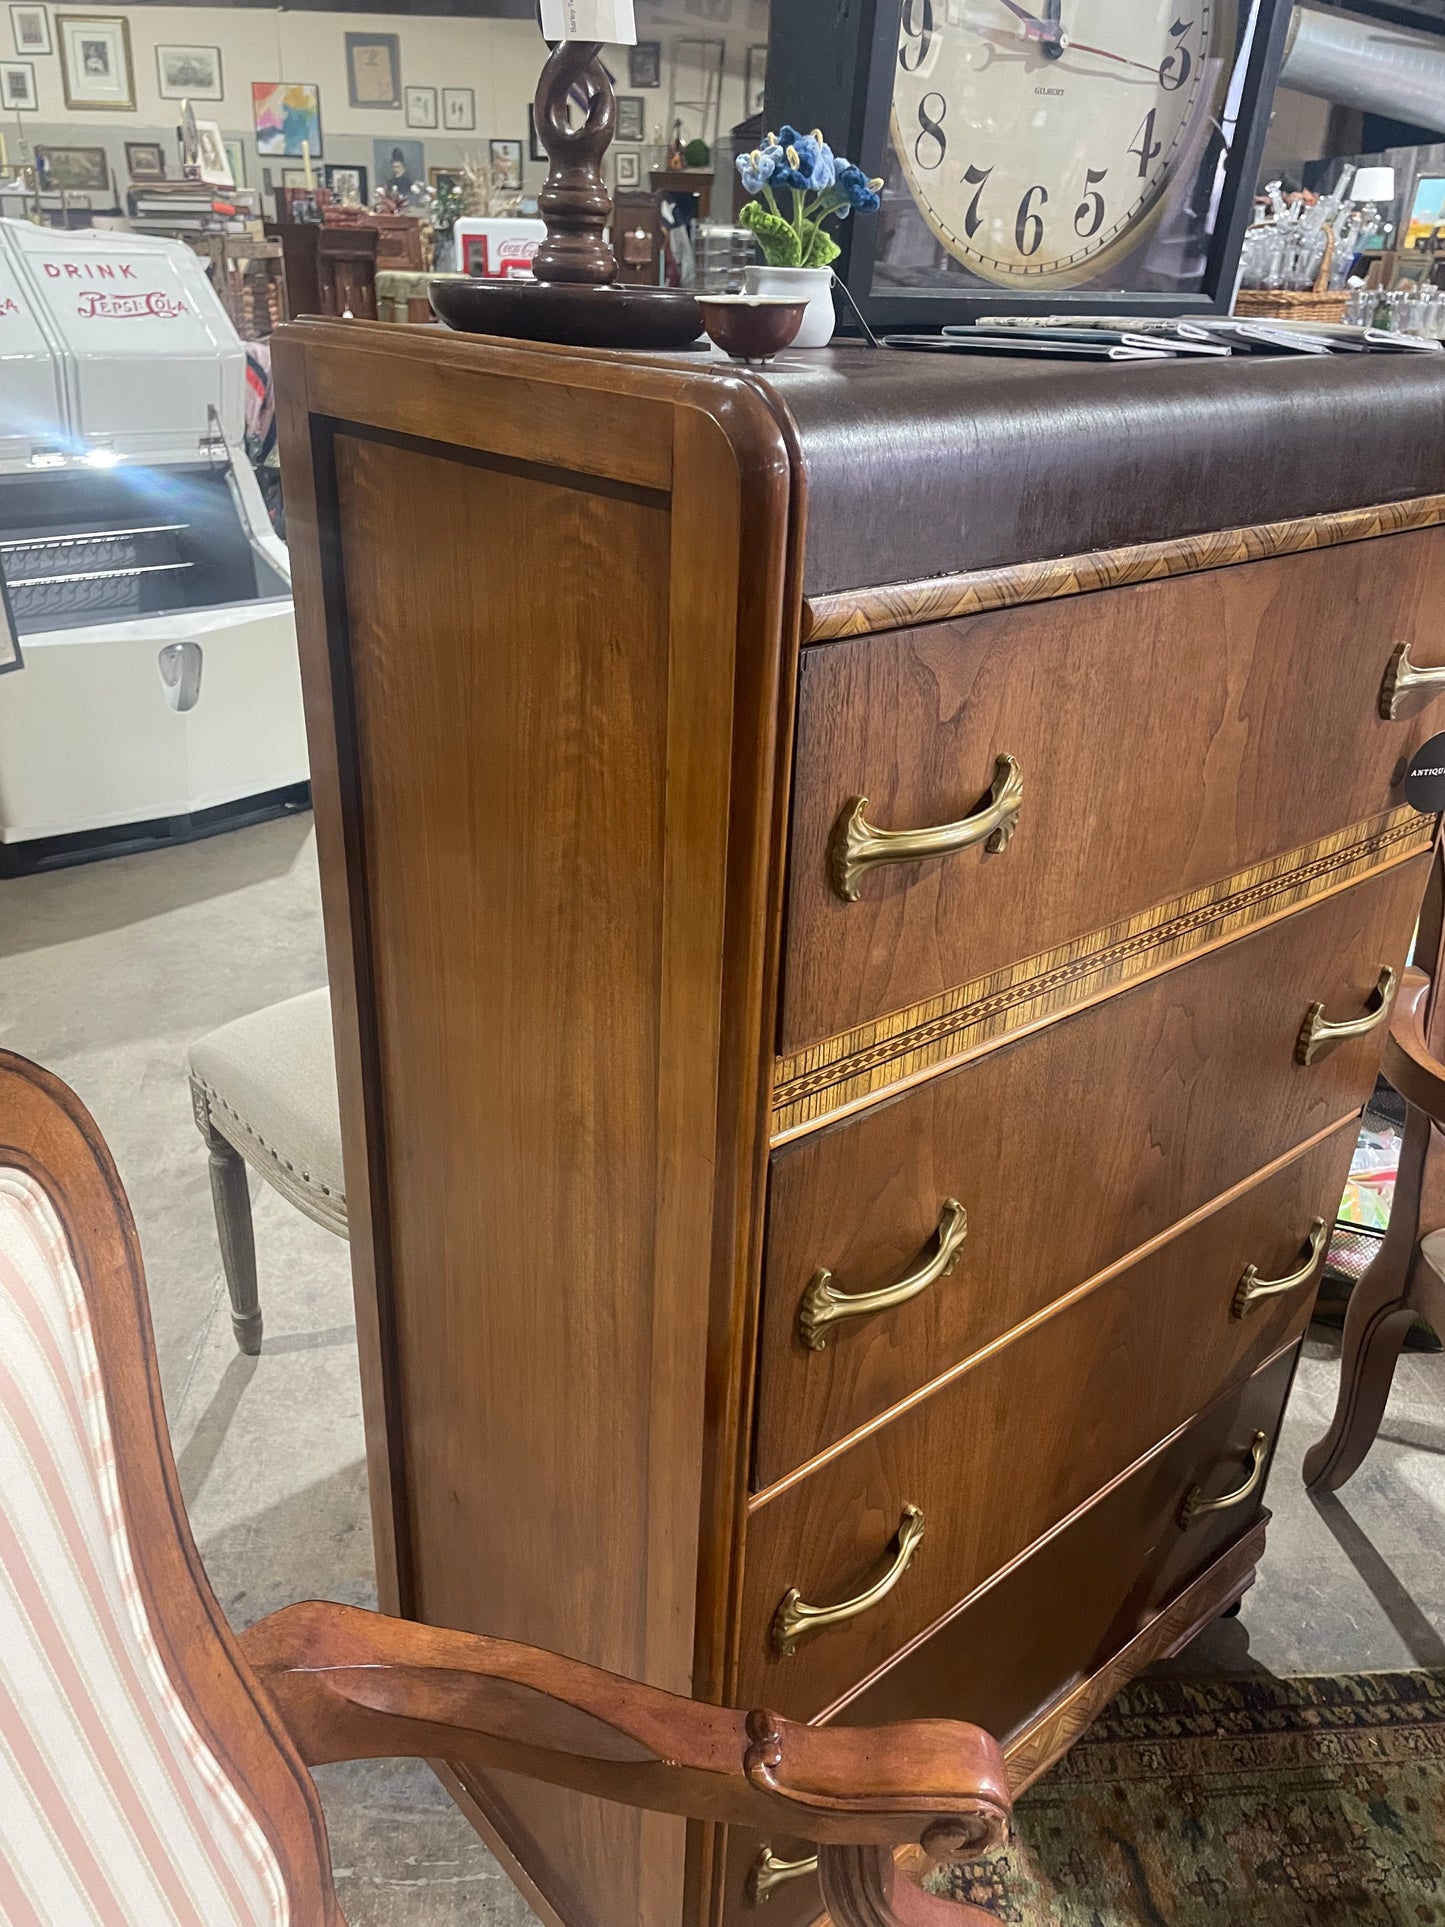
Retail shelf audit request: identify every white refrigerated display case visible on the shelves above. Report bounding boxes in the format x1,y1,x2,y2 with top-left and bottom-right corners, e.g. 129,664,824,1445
0,218,307,870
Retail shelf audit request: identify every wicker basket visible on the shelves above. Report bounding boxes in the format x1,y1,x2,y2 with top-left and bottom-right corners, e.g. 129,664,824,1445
1233,232,1347,323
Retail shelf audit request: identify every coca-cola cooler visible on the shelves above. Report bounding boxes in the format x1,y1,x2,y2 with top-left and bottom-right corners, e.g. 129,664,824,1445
0,218,307,872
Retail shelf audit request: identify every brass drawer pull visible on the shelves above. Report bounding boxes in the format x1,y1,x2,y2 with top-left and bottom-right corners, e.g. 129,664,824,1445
747,1846,818,1904
1296,966,1395,1066
799,1199,968,1352
1179,1431,1268,1528
1380,639,1445,720
830,753,1022,902
1233,1218,1328,1319
771,1503,925,1656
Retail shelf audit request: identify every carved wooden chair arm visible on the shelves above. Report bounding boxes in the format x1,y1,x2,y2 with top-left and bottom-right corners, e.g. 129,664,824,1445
1383,965,1445,1122
243,1601,1010,1922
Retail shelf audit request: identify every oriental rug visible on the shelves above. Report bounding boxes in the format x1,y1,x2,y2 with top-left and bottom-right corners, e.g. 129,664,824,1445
930,1669,1445,1926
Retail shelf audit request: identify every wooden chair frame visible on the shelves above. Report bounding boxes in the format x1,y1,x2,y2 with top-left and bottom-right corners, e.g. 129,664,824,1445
0,1048,1011,1927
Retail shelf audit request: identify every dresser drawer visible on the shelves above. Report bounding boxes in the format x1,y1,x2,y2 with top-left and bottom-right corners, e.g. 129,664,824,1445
782,530,1445,1056
755,855,1424,1490
742,1106,1345,1720
721,1346,1297,1927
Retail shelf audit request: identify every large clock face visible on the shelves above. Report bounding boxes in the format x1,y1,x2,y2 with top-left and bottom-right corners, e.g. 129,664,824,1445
890,0,1236,287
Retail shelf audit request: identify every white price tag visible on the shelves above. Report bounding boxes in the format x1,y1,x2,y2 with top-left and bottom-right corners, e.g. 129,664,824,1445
539,0,636,43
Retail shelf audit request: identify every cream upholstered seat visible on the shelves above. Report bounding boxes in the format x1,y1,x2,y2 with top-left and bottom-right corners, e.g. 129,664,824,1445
0,1166,289,1925
187,986,346,1356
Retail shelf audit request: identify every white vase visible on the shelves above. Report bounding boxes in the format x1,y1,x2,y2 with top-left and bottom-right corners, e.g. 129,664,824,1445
743,264,835,349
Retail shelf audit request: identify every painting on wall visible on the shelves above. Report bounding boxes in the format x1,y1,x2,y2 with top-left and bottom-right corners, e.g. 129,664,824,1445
442,85,473,131
56,12,132,109
344,30,399,110
616,95,644,141
0,57,36,108
9,6,50,56
489,138,522,191
35,141,109,191
125,138,165,180
373,138,424,202
223,136,245,187
252,80,322,159
615,149,641,189
404,83,436,129
744,43,766,118
325,161,366,206
155,43,222,101
628,41,660,87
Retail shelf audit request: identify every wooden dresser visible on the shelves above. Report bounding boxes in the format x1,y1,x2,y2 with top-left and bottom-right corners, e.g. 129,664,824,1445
274,323,1445,1927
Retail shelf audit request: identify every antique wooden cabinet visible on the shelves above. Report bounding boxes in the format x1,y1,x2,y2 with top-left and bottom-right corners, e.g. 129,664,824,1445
274,323,1445,1927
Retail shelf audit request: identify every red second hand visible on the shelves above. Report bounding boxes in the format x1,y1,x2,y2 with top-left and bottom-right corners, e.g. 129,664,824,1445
1064,39,1162,75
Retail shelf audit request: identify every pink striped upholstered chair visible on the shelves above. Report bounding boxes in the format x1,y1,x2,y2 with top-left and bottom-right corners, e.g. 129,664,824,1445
0,1048,1011,1927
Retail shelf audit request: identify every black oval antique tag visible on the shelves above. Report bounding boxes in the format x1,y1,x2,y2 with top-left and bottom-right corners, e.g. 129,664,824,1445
1405,733,1445,814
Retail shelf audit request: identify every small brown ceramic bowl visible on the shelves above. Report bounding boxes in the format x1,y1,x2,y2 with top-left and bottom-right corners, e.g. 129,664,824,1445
697,294,808,363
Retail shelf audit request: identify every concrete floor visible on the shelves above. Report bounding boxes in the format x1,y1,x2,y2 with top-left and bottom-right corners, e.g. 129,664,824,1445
5,810,1445,1921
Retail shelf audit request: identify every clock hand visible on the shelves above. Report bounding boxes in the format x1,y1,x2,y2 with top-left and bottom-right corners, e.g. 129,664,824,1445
993,0,1063,45
1064,40,1165,76
1041,0,1065,59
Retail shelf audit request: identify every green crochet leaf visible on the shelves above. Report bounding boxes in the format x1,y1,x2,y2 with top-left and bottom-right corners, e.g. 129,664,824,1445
739,201,804,267
802,225,841,268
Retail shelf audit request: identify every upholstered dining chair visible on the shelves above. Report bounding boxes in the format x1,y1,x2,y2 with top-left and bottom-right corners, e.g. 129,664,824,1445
0,1047,1012,1927
189,986,345,1356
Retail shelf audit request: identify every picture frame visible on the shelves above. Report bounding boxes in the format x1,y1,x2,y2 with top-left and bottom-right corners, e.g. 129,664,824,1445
155,43,221,102
528,104,547,164
345,30,399,110
194,117,230,186
325,161,366,206
56,13,133,110
252,80,321,160
373,138,424,202
628,40,660,88
489,137,522,192
442,85,474,132
9,5,50,56
616,95,644,142
405,84,436,130
223,137,245,188
615,149,641,190
744,42,766,120
34,141,108,192
0,58,36,109
124,138,165,181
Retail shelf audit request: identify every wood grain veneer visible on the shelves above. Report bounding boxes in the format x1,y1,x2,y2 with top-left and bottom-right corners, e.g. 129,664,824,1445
756,861,1423,1488
275,320,1443,1927
783,531,1445,1059
802,492,1445,642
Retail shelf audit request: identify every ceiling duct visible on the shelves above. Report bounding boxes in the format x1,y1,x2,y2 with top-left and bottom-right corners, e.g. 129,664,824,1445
1281,4,1445,129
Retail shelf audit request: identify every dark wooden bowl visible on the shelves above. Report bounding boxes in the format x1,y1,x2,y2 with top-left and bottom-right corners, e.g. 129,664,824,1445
430,277,703,350
697,295,809,362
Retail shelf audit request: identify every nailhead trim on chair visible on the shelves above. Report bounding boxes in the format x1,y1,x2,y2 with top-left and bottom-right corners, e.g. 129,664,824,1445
193,1077,345,1208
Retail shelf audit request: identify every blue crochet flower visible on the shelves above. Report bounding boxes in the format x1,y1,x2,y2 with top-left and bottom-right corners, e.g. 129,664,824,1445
735,144,782,196
775,124,836,193
834,162,882,215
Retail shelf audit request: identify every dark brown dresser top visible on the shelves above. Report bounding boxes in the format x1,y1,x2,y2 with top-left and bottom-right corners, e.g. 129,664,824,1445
754,344,1445,594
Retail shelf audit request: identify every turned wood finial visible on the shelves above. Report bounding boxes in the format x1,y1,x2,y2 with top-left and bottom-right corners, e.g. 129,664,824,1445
532,39,616,286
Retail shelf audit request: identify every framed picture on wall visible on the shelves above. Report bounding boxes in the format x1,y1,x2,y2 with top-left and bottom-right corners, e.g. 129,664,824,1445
527,104,546,163
9,6,50,56
56,13,133,110
628,41,660,88
252,80,321,159
345,31,399,110
325,161,366,205
489,137,522,191
124,139,165,180
615,149,641,190
744,43,766,119
155,43,221,101
442,85,474,131
0,59,36,109
616,95,644,141
404,84,436,129
373,138,424,201
224,137,245,187
194,116,230,185
35,141,108,191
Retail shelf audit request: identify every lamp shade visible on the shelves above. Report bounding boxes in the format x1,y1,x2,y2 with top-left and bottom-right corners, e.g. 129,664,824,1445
1351,167,1397,202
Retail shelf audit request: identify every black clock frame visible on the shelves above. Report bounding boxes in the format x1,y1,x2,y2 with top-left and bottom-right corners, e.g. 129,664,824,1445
763,0,1295,333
